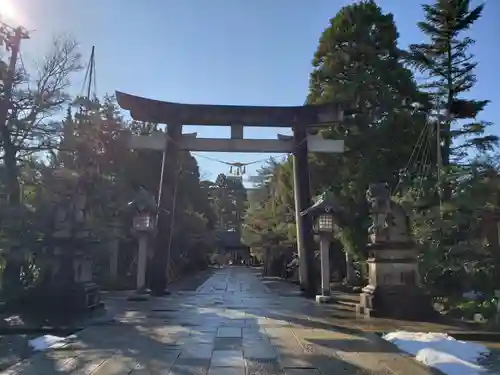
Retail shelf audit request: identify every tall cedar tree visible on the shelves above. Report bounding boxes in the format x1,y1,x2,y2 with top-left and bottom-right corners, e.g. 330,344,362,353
408,0,497,171
306,0,427,257
307,0,427,197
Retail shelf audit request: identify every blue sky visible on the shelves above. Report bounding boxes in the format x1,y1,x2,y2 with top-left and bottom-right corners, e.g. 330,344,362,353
7,0,500,184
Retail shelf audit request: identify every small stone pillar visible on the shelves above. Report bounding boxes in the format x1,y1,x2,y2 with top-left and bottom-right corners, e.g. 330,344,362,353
356,183,434,320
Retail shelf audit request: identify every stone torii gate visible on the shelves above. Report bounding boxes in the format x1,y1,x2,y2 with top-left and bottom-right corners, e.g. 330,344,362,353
116,91,346,296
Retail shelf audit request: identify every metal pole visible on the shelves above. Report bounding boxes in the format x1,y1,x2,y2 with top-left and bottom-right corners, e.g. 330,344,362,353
155,134,170,224
165,167,181,282
292,155,307,287
436,106,443,217
86,46,95,100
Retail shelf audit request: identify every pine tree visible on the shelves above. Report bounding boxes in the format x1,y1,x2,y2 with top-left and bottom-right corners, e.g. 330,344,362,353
406,1,500,295
408,0,497,170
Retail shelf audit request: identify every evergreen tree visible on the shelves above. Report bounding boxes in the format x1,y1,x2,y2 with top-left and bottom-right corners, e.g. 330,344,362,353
307,0,427,257
408,0,497,170
403,0,500,295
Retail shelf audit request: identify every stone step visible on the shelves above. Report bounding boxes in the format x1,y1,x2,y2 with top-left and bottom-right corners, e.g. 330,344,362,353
330,291,359,306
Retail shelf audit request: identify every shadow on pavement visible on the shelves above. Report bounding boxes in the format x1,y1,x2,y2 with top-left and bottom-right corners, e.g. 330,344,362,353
0,266,440,375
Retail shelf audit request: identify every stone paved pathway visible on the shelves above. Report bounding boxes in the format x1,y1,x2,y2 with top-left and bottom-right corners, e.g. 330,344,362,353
1,267,438,375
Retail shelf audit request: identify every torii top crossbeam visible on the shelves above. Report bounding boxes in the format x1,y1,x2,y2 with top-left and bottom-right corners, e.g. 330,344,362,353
115,91,345,126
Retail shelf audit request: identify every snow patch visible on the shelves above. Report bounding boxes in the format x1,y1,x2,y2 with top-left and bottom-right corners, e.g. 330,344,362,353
28,334,75,352
383,331,490,375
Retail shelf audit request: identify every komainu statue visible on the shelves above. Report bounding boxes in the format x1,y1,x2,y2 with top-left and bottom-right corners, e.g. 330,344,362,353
366,183,411,244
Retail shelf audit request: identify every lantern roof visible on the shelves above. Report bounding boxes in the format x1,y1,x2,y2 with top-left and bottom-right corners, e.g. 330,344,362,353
300,190,344,218
127,187,157,213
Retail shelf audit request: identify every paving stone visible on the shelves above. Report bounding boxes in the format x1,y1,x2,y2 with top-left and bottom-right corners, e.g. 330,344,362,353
214,337,243,350
49,350,115,375
180,333,216,345
179,344,214,359
208,366,245,375
245,359,284,375
243,328,269,341
243,344,277,360
169,358,210,375
265,327,296,339
243,337,272,348
140,349,181,363
217,327,243,338
196,327,218,334
131,360,174,375
211,350,245,367
0,267,438,375
12,355,77,375
283,369,321,375
277,356,314,369
91,354,137,375
223,319,248,327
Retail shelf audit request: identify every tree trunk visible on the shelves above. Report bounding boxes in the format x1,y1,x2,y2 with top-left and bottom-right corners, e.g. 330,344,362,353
1,129,22,296
0,125,19,203
109,238,119,279
263,247,270,276
2,250,23,301
345,251,356,285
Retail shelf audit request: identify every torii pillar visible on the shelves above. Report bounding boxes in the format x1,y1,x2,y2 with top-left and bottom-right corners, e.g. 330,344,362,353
150,121,182,296
292,123,317,297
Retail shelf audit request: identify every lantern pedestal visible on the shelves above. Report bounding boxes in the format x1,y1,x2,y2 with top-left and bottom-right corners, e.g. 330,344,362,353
356,243,435,320
315,295,332,303
127,235,150,302
316,236,332,303
130,210,155,298
136,234,148,292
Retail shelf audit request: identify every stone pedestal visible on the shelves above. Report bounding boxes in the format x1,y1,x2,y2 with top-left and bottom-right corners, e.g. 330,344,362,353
356,244,435,320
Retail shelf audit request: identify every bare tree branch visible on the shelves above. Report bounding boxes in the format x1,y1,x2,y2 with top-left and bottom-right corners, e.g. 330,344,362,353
7,36,82,157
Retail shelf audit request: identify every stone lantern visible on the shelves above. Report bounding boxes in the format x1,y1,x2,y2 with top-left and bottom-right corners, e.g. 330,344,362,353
128,188,157,294
301,191,344,303
48,169,101,312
